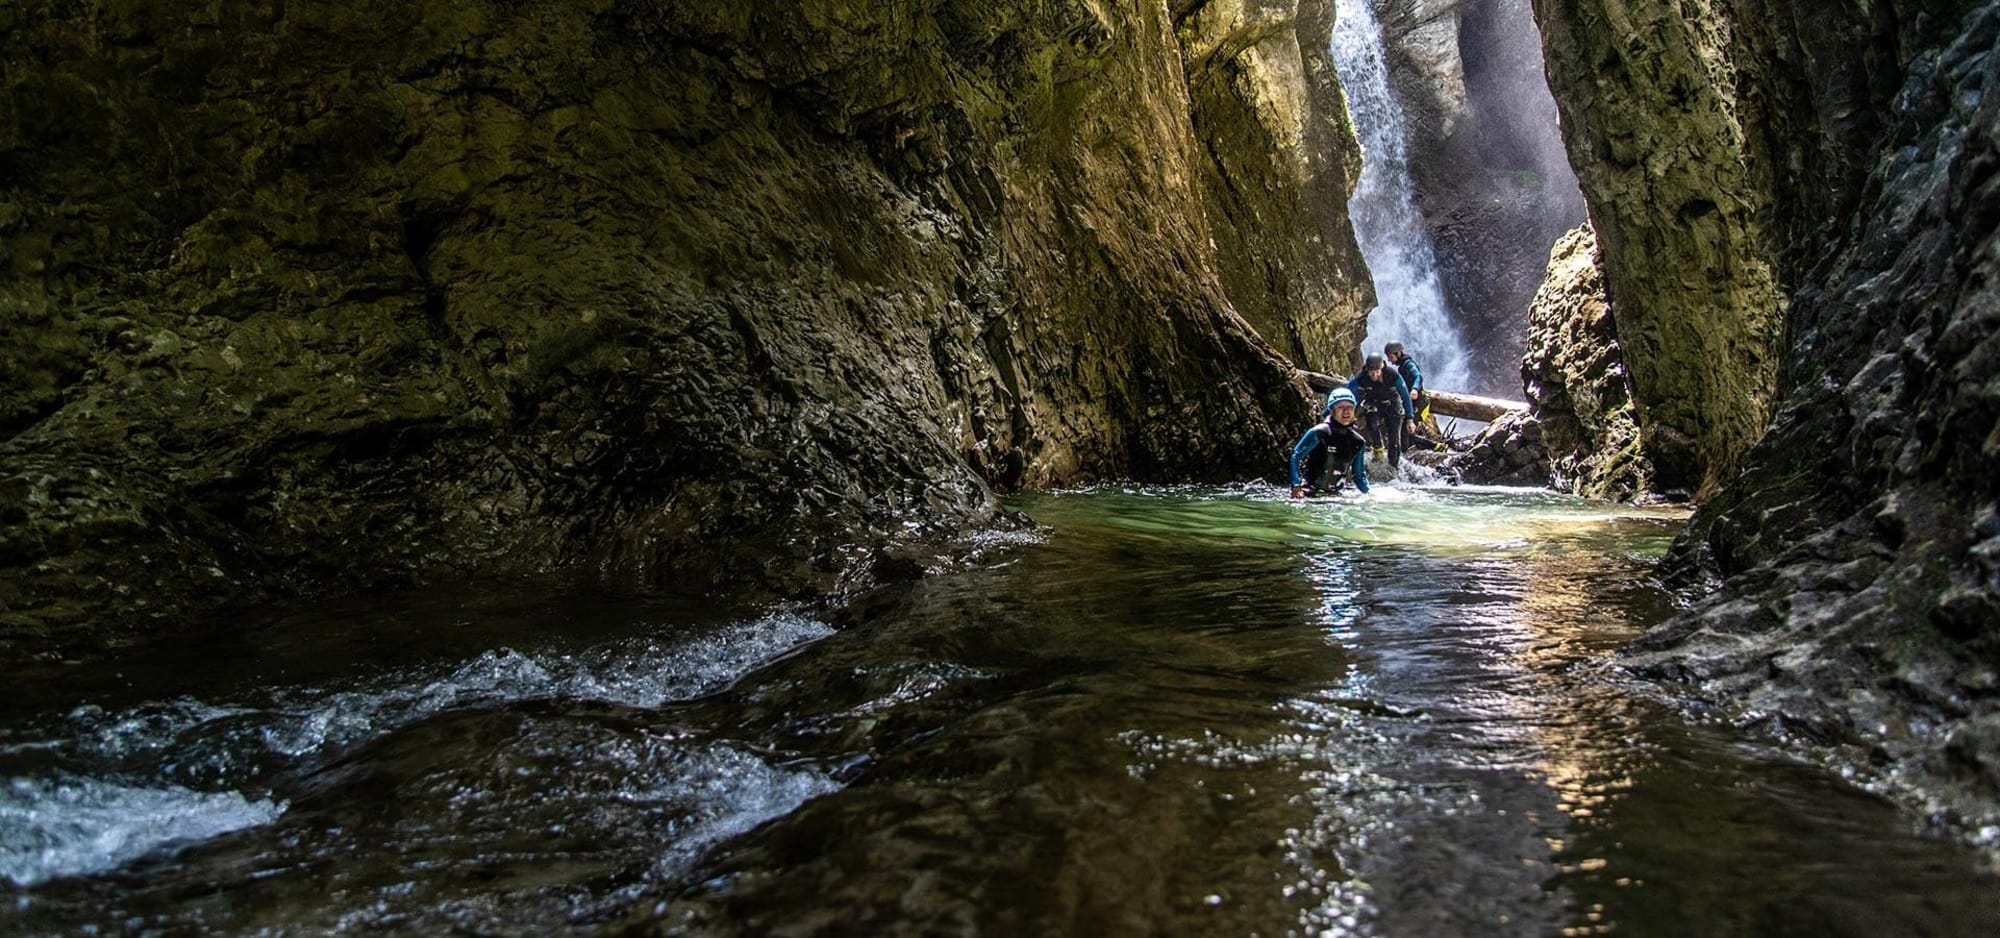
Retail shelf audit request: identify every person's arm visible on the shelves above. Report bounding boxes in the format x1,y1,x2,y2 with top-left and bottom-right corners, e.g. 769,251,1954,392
1289,427,1320,491
1351,448,1370,493
1406,359,1424,394
1392,373,1417,433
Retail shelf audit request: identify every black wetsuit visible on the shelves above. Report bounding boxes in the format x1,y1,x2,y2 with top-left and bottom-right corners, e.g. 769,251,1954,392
1289,420,1371,494
1347,370,1411,468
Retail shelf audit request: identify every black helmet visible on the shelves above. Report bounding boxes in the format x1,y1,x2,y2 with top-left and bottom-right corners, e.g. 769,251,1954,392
1363,354,1385,371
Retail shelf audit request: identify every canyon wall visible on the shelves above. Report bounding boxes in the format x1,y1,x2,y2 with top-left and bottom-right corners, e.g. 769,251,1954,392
1534,0,1799,497
1536,0,2000,830
1184,0,1378,368
0,0,1368,661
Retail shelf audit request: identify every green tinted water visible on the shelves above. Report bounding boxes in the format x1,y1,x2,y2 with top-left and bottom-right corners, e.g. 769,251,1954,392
3,485,1994,936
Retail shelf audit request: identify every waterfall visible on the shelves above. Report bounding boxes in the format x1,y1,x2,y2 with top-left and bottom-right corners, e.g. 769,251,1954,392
1331,0,1472,392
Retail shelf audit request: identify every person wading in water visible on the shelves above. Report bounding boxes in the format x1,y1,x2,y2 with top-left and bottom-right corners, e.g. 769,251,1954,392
1386,341,1446,452
1345,354,1416,470
1385,342,1426,422
1290,388,1371,497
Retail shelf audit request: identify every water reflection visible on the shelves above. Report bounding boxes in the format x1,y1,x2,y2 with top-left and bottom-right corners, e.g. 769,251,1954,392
3,485,1995,937
1225,486,1683,936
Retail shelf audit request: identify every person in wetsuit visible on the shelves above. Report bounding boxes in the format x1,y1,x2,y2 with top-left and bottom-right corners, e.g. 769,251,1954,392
1385,342,1425,419
1345,354,1415,469
1290,388,1371,497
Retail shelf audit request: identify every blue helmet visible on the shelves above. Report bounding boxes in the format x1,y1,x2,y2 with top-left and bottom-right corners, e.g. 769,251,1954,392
1324,388,1357,415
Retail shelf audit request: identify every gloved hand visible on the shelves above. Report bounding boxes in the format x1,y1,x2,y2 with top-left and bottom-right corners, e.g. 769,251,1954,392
1290,485,1308,499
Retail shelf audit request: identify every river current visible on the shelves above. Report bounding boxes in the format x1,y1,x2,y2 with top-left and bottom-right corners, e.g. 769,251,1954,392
3,484,1995,936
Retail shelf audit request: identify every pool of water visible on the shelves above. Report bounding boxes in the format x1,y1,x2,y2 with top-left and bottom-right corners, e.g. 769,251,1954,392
2,484,1994,935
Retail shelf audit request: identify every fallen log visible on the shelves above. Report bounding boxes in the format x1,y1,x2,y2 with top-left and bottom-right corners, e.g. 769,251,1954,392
1416,388,1526,423
1298,370,1526,423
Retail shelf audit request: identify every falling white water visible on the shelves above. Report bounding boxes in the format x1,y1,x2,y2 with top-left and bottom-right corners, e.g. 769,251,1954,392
1332,0,1472,392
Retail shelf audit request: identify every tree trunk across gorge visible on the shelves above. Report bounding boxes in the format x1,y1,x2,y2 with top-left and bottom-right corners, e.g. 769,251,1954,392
1299,370,1525,423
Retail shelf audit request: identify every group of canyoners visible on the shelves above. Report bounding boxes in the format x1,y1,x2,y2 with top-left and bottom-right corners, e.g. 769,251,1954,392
1288,342,1427,498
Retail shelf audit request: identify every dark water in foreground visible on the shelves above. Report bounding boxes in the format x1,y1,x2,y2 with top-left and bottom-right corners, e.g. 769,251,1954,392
3,485,1996,936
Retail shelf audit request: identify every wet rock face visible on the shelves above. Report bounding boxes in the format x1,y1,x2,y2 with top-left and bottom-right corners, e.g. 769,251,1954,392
1520,225,1651,501
1443,224,1648,496
1369,0,1586,397
1182,0,1377,370
1529,0,1789,497
1525,0,1984,496
1443,410,1552,487
0,0,1354,660
1569,1,2000,834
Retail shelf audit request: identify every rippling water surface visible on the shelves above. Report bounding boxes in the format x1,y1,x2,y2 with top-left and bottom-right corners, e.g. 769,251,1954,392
3,484,1995,936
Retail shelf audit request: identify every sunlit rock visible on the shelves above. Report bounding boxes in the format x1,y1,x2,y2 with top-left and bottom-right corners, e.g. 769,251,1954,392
1531,0,1785,497
1181,0,1377,370
1445,224,1645,496
1521,224,1651,502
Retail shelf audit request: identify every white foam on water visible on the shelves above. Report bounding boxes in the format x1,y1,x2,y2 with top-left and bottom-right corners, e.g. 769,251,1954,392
8,613,837,772
1351,482,1431,504
0,775,286,887
641,744,843,877
256,611,838,758
0,611,837,888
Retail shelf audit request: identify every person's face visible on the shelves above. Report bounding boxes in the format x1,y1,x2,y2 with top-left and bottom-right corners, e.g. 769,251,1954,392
1366,364,1383,379
1331,402,1356,425
1386,350,1403,363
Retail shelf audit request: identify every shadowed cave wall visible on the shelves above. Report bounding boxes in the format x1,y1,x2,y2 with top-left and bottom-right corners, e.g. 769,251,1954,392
0,0,1370,659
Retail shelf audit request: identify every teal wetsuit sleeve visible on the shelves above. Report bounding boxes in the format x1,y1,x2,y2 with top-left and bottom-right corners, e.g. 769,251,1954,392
1351,449,1370,492
1405,360,1424,396
1289,427,1321,486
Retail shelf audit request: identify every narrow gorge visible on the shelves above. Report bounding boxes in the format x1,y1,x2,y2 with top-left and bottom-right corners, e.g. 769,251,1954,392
3,0,1997,932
